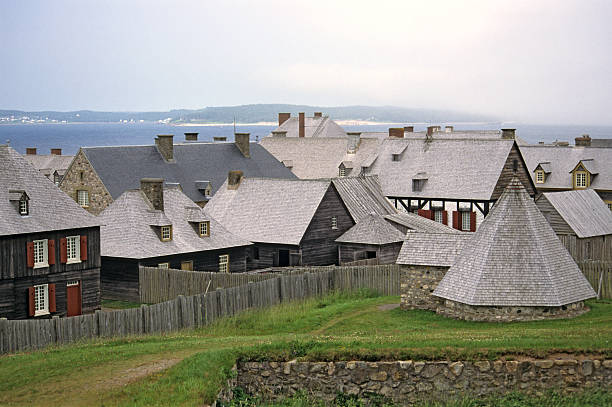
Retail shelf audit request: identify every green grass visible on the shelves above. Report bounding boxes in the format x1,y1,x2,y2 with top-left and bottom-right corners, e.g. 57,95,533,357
101,299,144,309
1,292,610,407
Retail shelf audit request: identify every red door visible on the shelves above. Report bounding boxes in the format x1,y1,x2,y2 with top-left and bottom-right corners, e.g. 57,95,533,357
66,281,82,317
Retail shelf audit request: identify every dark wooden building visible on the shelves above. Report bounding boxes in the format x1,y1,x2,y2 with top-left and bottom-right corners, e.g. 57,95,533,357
99,178,252,301
1,145,101,319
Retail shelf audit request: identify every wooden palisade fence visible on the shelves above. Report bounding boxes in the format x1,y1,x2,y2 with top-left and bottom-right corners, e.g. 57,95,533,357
0,265,399,354
578,261,612,300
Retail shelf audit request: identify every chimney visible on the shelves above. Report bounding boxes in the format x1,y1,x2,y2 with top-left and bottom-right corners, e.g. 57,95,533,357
388,128,404,138
501,129,516,140
575,134,591,147
50,148,62,155
298,112,305,138
314,112,323,118
445,126,454,133
272,130,287,137
26,148,37,155
278,112,290,126
184,132,198,141
347,132,361,153
155,135,174,161
140,178,164,211
426,126,436,138
227,170,243,190
234,133,250,158
213,136,227,142
403,126,414,133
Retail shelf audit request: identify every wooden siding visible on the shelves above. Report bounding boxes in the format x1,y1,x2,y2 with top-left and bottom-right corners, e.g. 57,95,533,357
535,194,574,235
139,246,249,274
100,257,140,301
338,242,402,265
492,143,536,200
559,235,612,263
247,243,300,270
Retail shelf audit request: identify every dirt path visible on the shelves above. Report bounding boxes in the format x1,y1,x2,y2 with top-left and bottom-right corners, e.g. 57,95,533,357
94,358,183,390
377,303,399,311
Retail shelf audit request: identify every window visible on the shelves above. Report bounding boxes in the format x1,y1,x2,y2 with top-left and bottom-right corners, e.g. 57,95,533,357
181,260,193,271
392,154,401,162
339,167,346,177
535,170,544,184
54,173,61,186
575,171,587,188
19,198,28,216
331,216,338,230
219,254,229,273
66,235,81,263
412,179,423,192
199,221,210,237
204,187,211,197
158,262,169,269
33,239,48,268
607,202,612,211
461,212,471,231
434,210,443,223
79,171,84,181
34,284,49,316
161,225,172,241
253,246,260,260
77,190,89,207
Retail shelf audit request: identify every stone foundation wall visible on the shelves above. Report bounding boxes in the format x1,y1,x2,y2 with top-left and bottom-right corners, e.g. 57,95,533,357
400,265,447,311
230,358,612,406
437,299,588,322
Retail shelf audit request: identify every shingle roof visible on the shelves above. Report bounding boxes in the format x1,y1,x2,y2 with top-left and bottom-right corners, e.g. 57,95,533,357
385,212,463,234
521,145,612,190
23,153,74,179
81,141,296,202
336,213,405,245
99,186,250,259
275,116,347,138
539,189,612,238
433,177,596,306
590,139,612,148
331,176,396,222
204,178,332,245
368,138,516,200
1,145,99,236
396,232,473,267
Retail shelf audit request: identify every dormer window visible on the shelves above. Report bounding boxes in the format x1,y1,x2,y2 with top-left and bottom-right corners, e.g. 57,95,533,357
338,161,353,177
161,225,172,241
9,190,29,216
339,167,346,177
199,221,210,237
392,154,401,162
19,197,29,216
535,170,545,184
574,171,588,189
412,173,428,192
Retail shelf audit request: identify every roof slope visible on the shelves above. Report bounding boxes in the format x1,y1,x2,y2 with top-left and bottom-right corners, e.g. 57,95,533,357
433,177,596,306
521,145,612,190
23,154,74,176
540,190,612,238
82,142,296,201
99,186,250,259
275,116,347,138
369,138,515,200
396,232,473,267
336,214,405,245
204,178,332,245
332,176,396,222
385,212,463,234
1,145,99,236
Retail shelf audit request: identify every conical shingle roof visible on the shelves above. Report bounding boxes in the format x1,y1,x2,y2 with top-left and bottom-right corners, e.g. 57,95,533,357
433,177,596,307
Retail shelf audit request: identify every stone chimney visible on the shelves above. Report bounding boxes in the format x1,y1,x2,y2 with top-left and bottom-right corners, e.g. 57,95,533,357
314,112,323,118
403,126,414,133
51,148,62,155
575,134,591,147
278,113,290,126
155,135,174,161
445,126,454,133
389,128,404,138
26,148,37,155
227,170,243,190
184,132,198,141
213,136,227,142
299,112,305,138
347,132,361,154
234,133,250,158
140,178,164,211
501,129,516,140
272,130,287,137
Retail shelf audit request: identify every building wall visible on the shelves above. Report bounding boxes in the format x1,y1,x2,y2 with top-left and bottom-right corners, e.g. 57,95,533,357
395,202,484,231
400,265,448,311
100,257,140,301
139,246,249,274
338,242,402,265
246,243,301,270
59,150,114,215
558,235,611,263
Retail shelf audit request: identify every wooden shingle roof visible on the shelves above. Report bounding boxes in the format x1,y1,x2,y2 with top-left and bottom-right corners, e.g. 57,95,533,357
336,214,405,245
396,232,473,267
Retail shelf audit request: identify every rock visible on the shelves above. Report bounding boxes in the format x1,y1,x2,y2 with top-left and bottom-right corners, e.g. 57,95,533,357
602,360,612,369
416,382,432,392
421,364,442,378
370,371,388,381
593,360,601,369
449,362,464,376
433,377,450,391
474,361,491,372
582,360,593,376
414,362,425,374
534,360,554,369
261,370,271,377
554,359,578,366
399,361,413,370
269,362,279,369
506,361,519,373
493,361,504,372
346,361,357,370
327,363,335,376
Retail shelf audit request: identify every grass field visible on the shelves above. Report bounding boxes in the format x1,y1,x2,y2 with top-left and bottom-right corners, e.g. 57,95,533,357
1,291,611,407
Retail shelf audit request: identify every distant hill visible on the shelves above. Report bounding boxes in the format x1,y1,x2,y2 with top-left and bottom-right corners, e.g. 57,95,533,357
0,104,498,124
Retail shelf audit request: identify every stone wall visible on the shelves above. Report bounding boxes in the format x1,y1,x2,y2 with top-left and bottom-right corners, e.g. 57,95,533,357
59,150,114,215
400,265,447,311
230,358,612,406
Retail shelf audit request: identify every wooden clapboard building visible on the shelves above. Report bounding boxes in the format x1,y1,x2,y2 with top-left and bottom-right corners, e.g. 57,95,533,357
0,145,101,319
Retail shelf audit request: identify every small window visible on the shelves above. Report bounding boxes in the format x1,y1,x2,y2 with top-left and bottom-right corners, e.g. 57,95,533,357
461,212,471,231
434,210,443,223
66,235,81,263
535,170,544,184
79,171,84,181
607,202,612,211
392,154,401,162
412,179,423,192
77,190,89,207
339,167,346,177
158,262,169,269
161,225,172,241
33,239,48,268
219,254,229,273
204,187,211,197
34,284,49,316
19,198,28,216
366,251,377,259
54,173,61,186
181,260,193,271
67,280,79,287
575,171,587,188
199,221,210,237
331,216,338,230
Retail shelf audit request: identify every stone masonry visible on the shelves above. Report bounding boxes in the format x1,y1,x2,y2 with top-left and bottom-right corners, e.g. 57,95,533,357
226,358,612,406
400,265,447,311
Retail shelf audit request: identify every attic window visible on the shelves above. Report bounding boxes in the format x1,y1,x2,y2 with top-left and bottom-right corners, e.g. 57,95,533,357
339,167,346,177
161,225,172,241
392,154,401,162
331,216,338,230
204,186,211,197
574,171,588,189
77,190,89,207
199,221,210,237
535,170,545,183
19,197,29,216
412,179,424,192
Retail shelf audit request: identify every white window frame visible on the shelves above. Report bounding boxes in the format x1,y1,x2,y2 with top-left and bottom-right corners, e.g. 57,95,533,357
434,210,443,223
158,262,169,269
219,254,229,273
34,283,49,316
331,216,338,230
161,225,172,241
607,202,612,211
77,190,89,207
33,239,48,268
19,198,28,215
66,235,81,264
199,221,210,237
461,211,471,231
535,170,544,184
575,171,587,188
339,167,346,177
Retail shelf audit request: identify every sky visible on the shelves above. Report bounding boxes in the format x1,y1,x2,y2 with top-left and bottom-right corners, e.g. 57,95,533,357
1,0,611,124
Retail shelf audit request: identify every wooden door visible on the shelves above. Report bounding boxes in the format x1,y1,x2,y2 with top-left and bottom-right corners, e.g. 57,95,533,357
66,280,82,317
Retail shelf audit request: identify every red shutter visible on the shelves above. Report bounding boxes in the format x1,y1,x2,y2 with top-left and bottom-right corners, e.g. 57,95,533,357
470,211,476,232
26,242,35,268
48,283,56,313
60,238,67,263
80,235,88,261
48,240,56,265
442,211,448,225
417,209,433,219
452,211,460,230
28,287,35,316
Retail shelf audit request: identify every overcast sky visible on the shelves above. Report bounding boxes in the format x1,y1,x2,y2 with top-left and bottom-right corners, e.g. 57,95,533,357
1,0,611,124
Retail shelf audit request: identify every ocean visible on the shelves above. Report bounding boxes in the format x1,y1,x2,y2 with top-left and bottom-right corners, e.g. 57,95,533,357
1,122,611,155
